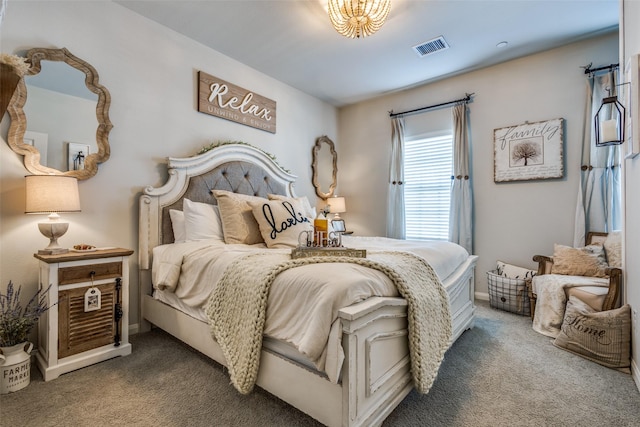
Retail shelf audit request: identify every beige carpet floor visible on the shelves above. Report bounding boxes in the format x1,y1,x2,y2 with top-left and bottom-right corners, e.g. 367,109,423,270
1,300,639,426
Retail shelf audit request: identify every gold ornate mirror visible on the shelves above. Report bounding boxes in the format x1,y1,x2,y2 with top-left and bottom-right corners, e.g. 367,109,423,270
6,47,112,180
311,135,338,200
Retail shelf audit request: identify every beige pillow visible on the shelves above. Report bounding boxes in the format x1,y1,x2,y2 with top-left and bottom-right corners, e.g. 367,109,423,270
603,231,622,268
554,296,631,370
551,244,608,277
267,194,314,219
249,199,313,248
212,190,265,245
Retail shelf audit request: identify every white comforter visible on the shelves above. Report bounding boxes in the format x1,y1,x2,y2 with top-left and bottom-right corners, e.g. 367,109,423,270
151,237,469,381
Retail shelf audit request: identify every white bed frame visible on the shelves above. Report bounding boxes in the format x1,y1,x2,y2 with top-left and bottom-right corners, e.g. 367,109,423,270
138,144,478,427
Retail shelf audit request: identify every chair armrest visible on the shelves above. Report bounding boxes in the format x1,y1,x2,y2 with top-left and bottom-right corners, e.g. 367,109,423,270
602,267,622,310
529,255,553,322
533,255,553,276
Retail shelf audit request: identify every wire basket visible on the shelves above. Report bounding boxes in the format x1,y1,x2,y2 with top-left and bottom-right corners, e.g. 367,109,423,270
487,270,531,316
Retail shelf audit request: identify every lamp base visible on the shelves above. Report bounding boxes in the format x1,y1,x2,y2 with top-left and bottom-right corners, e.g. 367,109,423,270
37,219,70,255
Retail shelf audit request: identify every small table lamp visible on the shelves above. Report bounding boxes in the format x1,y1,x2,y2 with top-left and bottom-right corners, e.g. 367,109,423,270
327,196,346,220
25,175,81,255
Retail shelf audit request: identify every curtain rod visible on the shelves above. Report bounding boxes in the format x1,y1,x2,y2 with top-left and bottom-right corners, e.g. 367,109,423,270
389,93,474,118
584,63,619,75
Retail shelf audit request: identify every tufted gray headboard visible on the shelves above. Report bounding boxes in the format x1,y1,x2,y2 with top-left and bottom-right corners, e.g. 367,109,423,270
160,160,289,244
139,144,298,270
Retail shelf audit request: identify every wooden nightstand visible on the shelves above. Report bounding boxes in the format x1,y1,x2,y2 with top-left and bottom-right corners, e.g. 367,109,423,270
34,248,133,381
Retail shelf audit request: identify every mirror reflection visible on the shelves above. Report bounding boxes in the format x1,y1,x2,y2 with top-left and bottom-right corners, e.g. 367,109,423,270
24,61,98,171
6,47,112,180
311,135,338,200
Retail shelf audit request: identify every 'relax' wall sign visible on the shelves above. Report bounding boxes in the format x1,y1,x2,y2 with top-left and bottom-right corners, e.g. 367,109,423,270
493,118,564,182
198,71,276,134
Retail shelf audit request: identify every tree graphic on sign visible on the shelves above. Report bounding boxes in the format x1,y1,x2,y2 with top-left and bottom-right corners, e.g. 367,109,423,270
510,139,542,167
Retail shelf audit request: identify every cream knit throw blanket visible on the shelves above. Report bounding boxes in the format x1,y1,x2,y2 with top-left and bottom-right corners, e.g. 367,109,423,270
204,251,451,395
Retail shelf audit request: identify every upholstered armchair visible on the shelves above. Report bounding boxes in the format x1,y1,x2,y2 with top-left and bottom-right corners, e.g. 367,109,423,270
528,232,622,337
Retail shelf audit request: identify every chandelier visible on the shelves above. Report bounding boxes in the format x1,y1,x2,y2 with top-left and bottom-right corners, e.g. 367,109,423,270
327,0,391,39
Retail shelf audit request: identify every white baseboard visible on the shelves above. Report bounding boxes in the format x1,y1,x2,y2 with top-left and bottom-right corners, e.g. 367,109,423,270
129,323,140,336
632,358,640,393
475,292,489,301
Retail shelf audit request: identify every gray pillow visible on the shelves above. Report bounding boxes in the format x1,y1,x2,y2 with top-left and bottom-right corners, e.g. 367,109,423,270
554,296,631,370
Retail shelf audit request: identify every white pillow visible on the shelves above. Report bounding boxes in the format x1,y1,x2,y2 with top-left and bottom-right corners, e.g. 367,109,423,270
212,190,265,245
496,261,536,280
267,194,330,235
249,198,313,248
604,231,622,268
267,194,314,220
169,209,187,243
183,198,224,242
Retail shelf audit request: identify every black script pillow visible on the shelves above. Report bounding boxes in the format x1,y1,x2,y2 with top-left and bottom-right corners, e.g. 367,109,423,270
554,296,631,371
249,199,313,248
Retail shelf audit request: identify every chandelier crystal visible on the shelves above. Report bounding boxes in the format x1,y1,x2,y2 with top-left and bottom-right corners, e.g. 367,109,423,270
328,0,391,39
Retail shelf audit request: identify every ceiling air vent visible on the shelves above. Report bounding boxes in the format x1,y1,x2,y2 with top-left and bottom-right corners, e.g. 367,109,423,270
413,36,449,57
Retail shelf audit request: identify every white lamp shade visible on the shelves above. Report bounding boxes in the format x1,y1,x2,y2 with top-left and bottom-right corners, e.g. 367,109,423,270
327,196,346,214
25,175,81,213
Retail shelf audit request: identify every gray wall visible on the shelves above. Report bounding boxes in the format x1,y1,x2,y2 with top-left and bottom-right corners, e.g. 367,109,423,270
0,1,338,328
338,32,620,297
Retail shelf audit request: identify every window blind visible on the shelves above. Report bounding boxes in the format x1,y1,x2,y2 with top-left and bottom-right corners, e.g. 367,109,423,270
404,134,453,241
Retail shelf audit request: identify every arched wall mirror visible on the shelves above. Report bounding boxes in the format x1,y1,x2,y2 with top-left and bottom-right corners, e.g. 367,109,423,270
311,135,338,200
6,47,112,180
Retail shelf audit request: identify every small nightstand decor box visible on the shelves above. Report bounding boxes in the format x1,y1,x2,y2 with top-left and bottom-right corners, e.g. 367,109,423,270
34,248,133,381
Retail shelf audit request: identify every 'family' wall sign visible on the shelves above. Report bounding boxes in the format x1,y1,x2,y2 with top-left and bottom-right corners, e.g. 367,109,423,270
198,71,276,134
493,118,564,182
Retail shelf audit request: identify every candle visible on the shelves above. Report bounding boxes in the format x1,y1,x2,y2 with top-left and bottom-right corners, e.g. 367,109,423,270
313,214,328,246
601,119,618,142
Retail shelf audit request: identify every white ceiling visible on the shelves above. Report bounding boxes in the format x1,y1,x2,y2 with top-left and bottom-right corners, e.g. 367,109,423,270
116,0,619,107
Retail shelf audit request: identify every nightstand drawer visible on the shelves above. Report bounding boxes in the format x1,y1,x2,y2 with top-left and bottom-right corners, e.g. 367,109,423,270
58,261,122,285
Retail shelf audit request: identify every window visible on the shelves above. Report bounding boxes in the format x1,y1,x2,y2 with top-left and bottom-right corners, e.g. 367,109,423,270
404,134,453,240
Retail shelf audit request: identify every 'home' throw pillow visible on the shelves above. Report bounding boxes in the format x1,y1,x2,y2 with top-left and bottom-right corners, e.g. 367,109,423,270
554,296,631,371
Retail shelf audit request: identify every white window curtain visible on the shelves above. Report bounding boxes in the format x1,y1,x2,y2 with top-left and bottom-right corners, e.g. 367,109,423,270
573,70,622,247
449,103,473,254
387,116,406,239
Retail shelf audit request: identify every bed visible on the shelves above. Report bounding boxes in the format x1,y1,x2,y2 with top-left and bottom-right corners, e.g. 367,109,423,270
138,143,478,427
